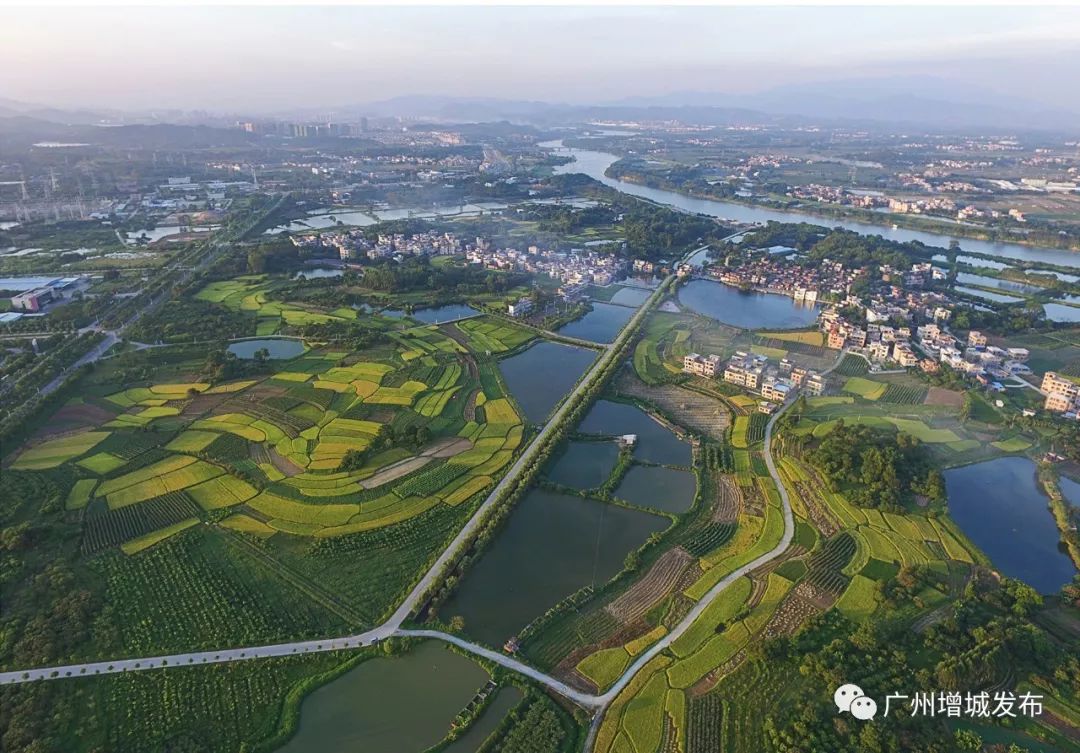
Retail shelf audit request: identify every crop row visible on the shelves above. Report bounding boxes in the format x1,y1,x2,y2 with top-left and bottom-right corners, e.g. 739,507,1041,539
83,491,202,554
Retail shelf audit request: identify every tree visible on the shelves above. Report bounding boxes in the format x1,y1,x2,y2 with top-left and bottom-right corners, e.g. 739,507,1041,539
954,729,983,751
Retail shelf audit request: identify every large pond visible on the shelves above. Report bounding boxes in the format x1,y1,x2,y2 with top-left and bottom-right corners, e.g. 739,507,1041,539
544,141,1080,271
678,278,819,330
557,301,635,343
945,457,1077,594
277,641,488,753
615,464,697,514
578,400,692,467
546,440,620,489
227,338,306,360
382,304,478,324
498,340,595,423
439,489,667,645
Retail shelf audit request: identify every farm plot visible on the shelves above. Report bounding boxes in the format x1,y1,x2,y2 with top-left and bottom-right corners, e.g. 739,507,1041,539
843,377,887,400
879,383,928,404
605,547,694,624
83,491,203,554
454,317,534,353
615,372,731,440
121,518,200,555
97,456,225,509
11,430,111,470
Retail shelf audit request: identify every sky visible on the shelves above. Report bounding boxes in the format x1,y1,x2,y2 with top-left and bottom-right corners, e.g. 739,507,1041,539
2,5,1080,114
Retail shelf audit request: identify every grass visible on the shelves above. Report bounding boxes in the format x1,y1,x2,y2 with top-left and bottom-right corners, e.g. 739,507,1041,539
165,430,221,453
834,574,880,620
77,451,128,474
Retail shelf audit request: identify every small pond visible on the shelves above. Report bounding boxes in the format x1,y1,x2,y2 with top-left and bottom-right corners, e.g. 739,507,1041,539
615,464,697,514
293,267,343,279
277,641,488,753
677,279,818,330
578,400,692,467
1043,303,1080,323
227,338,306,360
439,489,667,645
953,285,1025,304
382,304,477,323
498,341,595,423
945,456,1077,594
442,686,524,753
556,302,634,343
546,440,620,489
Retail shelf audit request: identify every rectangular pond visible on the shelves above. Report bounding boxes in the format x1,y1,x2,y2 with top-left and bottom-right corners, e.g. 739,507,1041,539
545,440,621,489
615,464,697,514
497,340,596,423
578,400,692,467
438,489,668,646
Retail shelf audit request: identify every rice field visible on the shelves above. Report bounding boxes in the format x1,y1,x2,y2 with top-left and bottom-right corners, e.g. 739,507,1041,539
11,430,111,470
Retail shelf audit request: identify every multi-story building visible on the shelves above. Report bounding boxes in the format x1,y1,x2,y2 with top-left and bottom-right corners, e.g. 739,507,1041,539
1042,372,1080,414
683,353,722,378
723,351,767,390
968,330,988,347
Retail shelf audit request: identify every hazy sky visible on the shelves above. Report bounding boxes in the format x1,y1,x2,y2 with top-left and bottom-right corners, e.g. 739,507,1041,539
3,6,1080,114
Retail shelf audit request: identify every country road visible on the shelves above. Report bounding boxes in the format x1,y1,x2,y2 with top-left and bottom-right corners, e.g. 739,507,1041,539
0,244,804,753
0,272,664,688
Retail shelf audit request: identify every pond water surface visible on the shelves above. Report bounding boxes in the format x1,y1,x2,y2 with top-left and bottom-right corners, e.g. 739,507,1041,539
1043,303,1080,323
608,287,652,307
578,400,692,467
382,304,477,323
439,489,667,645
277,641,488,753
227,338,306,359
546,440,620,489
678,279,819,330
498,341,595,422
557,302,635,343
615,464,697,514
441,686,524,753
945,457,1077,594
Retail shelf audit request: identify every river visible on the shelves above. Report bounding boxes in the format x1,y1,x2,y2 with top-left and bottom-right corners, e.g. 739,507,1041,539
542,141,1080,271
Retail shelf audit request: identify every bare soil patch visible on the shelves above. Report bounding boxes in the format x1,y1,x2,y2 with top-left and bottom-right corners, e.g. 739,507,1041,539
605,548,694,624
924,387,964,407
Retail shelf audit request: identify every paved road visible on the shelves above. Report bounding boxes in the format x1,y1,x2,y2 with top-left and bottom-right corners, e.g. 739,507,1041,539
0,277,664,690
0,257,803,753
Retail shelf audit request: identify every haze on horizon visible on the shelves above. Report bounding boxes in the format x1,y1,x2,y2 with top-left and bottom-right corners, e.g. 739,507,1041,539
2,5,1080,116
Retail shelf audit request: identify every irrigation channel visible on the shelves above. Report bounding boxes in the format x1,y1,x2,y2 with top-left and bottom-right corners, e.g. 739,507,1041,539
1,254,801,752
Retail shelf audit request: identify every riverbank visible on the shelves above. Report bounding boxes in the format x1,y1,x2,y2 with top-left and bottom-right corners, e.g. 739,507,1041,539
606,166,1080,256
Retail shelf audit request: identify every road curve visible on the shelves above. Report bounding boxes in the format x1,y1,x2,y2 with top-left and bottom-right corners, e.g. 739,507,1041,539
1,268,804,753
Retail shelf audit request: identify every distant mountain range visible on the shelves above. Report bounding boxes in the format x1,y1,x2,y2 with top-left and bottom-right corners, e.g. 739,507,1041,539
3,74,1076,134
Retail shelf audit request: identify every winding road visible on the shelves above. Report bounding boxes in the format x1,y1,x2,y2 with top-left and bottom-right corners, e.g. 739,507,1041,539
0,248,804,753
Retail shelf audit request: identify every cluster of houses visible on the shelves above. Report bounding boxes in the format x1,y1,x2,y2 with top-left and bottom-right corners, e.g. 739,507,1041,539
820,310,921,367
707,255,861,303
916,326,1033,388
298,230,468,260
466,244,624,287
1041,372,1080,418
683,351,825,411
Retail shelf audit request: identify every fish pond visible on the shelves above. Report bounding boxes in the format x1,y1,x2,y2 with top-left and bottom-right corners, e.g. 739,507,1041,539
545,440,621,489
227,338,306,360
498,340,596,423
615,464,697,514
438,489,668,645
578,400,692,467
945,456,1077,594
277,641,488,753
677,279,819,330
381,304,478,323
557,301,635,343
